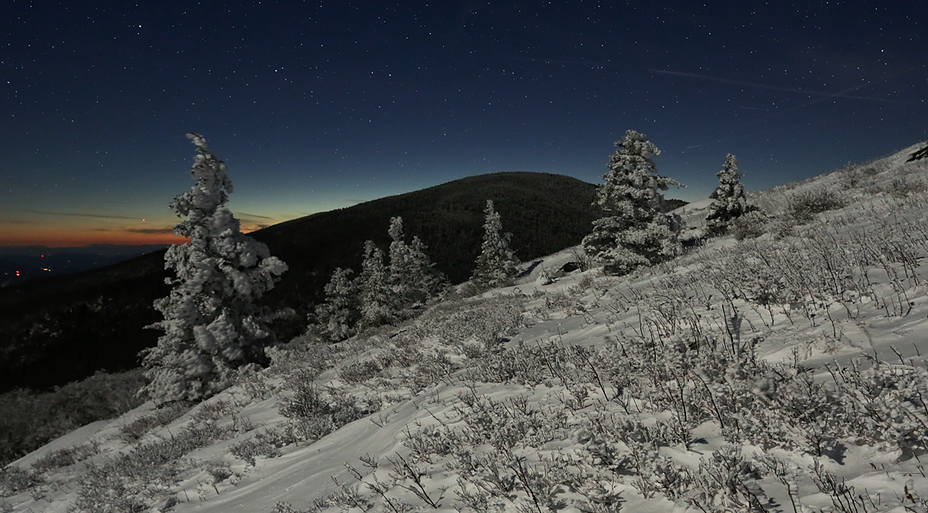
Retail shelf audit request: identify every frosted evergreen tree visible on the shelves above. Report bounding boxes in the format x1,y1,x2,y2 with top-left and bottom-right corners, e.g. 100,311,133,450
313,267,360,342
358,240,392,327
407,234,447,300
582,129,684,275
142,133,288,404
472,200,520,288
387,216,446,311
705,153,755,236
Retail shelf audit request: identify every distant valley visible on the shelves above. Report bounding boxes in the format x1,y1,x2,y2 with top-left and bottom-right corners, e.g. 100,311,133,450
0,244,170,287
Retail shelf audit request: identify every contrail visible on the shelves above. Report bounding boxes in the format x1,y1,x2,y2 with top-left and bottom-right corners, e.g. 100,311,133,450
236,212,275,220
648,69,898,103
654,68,915,149
516,57,611,69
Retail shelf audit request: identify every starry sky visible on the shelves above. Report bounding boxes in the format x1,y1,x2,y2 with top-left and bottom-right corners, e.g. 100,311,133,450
2,0,926,247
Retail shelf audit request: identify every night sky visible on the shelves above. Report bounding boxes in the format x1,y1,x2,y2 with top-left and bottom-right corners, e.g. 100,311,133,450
2,1,925,247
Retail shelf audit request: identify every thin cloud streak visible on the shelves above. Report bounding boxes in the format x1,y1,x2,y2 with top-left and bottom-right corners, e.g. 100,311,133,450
0,217,36,224
23,209,139,220
124,228,177,235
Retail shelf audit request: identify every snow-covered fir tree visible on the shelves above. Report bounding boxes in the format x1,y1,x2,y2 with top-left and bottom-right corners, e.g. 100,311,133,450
406,235,447,300
705,153,756,236
387,216,446,312
582,129,684,275
472,200,520,288
142,133,288,404
312,267,360,342
358,240,393,328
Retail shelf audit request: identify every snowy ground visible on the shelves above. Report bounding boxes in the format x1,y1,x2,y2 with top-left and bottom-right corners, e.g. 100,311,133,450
3,143,928,513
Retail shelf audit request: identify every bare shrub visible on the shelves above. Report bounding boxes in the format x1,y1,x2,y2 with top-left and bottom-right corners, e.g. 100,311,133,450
0,370,146,466
569,247,594,272
436,297,525,354
729,211,767,241
235,365,276,400
117,403,190,443
75,463,148,513
278,374,380,443
230,428,291,465
0,466,42,498
887,175,927,198
838,164,879,189
338,358,387,384
787,188,846,224
30,441,100,473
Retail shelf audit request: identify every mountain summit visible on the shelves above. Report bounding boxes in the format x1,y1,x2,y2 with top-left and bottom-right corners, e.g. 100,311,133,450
0,172,602,392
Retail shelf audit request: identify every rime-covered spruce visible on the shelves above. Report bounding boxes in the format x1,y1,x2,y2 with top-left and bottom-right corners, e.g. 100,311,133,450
471,199,520,288
705,153,756,236
142,133,288,404
582,129,684,275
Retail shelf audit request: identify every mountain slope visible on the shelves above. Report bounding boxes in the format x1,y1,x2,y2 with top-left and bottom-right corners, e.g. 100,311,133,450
253,171,603,310
0,172,601,393
4,143,928,513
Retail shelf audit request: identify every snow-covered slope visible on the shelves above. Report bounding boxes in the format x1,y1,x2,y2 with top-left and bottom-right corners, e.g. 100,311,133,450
3,143,928,513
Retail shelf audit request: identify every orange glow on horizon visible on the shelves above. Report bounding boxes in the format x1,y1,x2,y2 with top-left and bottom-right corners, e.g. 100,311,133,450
1,216,273,248
0,227,189,248
0,225,269,247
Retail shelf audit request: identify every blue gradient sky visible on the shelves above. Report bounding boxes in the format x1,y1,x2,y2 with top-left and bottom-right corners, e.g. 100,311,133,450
2,1,926,246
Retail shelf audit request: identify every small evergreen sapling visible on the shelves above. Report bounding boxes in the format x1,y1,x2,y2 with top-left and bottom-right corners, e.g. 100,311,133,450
313,267,361,342
142,133,288,404
472,200,520,288
582,130,684,275
705,153,755,236
358,240,393,328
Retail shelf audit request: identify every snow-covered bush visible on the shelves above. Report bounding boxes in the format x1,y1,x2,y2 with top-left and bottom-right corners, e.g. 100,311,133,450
76,420,236,512
471,200,520,288
29,442,100,474
887,175,928,198
683,445,766,511
116,403,189,443
435,296,525,355
705,153,756,236
583,130,684,275
142,133,288,404
729,210,767,240
278,374,380,443
0,466,41,499
838,163,880,189
230,430,287,466
0,370,146,467
786,188,846,224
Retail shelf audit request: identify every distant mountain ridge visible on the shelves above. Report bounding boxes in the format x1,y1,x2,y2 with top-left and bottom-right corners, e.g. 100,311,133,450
0,172,605,393
0,244,170,287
